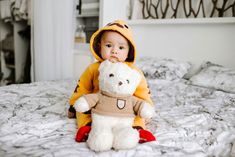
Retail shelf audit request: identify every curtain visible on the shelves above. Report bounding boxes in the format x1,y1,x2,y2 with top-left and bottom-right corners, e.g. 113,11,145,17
33,0,75,81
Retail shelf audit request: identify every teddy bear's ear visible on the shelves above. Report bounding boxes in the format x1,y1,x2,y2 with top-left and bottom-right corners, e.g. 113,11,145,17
99,60,112,72
132,69,141,85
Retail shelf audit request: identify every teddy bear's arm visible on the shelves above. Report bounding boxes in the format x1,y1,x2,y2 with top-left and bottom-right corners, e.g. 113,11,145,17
139,102,155,119
74,97,90,112
132,96,155,119
74,93,99,112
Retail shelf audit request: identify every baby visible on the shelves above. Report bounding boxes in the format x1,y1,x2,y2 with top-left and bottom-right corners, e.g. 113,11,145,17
68,20,155,143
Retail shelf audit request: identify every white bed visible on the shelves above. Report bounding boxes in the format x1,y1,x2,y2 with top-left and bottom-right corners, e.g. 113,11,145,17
1,56,235,157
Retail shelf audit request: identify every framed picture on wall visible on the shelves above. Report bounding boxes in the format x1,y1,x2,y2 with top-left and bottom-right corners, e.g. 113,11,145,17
130,0,235,20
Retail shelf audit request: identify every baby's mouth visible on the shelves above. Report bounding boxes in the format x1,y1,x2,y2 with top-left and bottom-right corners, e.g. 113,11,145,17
109,56,119,62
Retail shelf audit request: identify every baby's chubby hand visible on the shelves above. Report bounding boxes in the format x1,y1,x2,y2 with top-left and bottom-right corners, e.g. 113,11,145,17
140,102,155,119
74,97,90,112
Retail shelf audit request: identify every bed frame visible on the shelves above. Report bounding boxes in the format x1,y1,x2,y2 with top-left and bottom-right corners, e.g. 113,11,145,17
128,17,235,77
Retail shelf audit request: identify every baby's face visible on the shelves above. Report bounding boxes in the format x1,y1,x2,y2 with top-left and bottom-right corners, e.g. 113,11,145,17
100,31,129,62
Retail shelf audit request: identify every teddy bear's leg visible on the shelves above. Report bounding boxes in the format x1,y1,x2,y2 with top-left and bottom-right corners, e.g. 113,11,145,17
113,117,139,150
87,114,114,151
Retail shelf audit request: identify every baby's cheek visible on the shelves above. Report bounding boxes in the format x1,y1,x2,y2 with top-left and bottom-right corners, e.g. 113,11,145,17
101,52,109,60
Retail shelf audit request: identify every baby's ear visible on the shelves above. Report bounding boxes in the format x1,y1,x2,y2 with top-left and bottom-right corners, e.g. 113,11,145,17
99,60,112,72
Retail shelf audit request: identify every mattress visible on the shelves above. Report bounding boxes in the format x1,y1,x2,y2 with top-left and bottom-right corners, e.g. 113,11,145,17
0,79,235,157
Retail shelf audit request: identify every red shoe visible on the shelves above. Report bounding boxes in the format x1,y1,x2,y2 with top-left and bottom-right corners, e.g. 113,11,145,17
75,126,91,142
138,129,156,143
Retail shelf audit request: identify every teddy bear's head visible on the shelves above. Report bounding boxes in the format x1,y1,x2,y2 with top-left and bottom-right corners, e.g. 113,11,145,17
98,60,141,95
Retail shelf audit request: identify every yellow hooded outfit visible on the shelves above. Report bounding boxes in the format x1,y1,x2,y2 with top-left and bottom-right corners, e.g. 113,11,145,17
69,20,153,129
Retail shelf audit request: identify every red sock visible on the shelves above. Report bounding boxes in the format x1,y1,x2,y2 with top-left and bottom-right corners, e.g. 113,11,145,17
75,126,91,142
138,129,156,143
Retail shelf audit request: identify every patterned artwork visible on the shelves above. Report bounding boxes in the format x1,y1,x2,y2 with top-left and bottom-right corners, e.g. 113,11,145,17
131,0,235,19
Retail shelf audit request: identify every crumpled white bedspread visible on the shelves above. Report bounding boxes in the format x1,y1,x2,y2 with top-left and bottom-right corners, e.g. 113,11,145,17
0,79,235,157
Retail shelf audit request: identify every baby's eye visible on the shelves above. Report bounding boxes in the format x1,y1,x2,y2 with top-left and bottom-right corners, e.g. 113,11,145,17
126,79,129,84
109,73,114,77
106,44,112,48
119,46,124,50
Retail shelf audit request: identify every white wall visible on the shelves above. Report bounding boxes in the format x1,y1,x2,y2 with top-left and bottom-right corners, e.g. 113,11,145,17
99,0,129,27
129,18,235,76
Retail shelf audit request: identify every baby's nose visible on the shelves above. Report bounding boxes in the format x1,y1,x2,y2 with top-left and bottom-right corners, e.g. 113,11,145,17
111,47,118,54
118,81,123,86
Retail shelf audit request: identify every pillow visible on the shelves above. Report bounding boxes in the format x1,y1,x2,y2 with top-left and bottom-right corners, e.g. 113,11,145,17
136,57,191,81
189,62,235,93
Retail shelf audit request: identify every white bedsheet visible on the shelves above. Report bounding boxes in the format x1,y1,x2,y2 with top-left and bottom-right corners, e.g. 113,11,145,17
0,79,235,157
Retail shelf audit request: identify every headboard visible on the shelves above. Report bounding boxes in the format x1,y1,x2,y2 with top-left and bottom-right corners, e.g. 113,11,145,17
128,18,235,76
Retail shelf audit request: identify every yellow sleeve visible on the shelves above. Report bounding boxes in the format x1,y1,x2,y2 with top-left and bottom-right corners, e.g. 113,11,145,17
133,67,153,105
69,65,94,106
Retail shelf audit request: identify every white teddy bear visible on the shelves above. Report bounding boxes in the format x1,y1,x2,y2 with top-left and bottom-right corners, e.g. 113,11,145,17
74,60,155,151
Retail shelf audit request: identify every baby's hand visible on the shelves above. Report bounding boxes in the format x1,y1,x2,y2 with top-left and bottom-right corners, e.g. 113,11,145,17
74,97,90,112
68,106,76,118
140,102,155,119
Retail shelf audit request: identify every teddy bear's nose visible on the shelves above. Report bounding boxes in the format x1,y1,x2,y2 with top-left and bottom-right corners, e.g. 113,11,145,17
118,81,123,86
